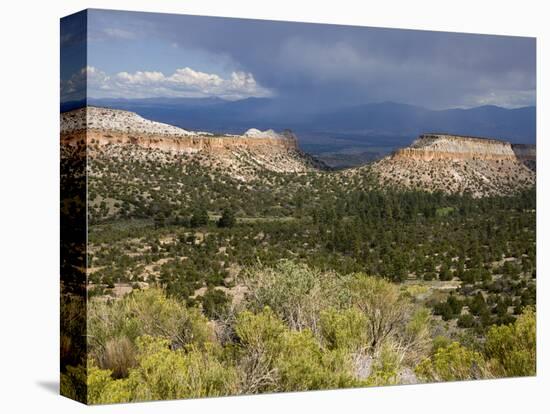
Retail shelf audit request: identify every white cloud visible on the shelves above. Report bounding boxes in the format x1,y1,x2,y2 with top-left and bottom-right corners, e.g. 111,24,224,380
76,66,273,100
116,71,165,84
60,67,86,101
61,66,111,101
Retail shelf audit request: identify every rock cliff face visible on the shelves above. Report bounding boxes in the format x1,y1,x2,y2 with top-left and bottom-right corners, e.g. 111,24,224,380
61,106,319,179
391,134,518,161
371,133,536,197
61,107,298,153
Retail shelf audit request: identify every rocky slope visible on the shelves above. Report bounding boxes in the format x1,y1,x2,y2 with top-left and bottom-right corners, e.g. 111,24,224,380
61,107,320,178
370,133,535,196
512,144,537,171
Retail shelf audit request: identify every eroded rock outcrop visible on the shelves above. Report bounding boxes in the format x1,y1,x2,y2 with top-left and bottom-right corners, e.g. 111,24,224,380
60,106,320,179
61,107,298,153
371,133,536,197
391,134,518,161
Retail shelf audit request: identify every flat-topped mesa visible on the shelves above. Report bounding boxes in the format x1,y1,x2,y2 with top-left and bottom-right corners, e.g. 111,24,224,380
372,132,536,197
61,106,200,136
60,106,298,152
392,133,518,162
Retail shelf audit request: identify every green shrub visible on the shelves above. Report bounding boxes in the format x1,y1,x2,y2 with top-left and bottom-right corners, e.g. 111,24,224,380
484,307,536,377
200,287,230,319
415,342,485,382
217,208,236,228
320,307,369,352
88,288,213,367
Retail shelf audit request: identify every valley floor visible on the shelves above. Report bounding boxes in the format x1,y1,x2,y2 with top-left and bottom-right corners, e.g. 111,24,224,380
61,137,536,404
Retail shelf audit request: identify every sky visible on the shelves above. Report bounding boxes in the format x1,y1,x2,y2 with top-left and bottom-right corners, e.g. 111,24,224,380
61,9,536,110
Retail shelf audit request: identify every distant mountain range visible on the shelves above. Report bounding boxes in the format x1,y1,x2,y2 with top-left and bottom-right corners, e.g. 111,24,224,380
61,97,536,159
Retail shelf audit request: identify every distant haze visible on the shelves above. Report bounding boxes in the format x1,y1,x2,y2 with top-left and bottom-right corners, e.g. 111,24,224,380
71,97,535,157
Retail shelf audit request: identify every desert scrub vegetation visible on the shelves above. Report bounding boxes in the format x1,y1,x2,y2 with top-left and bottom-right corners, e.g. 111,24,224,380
72,142,537,404
62,263,433,403
415,307,535,382
62,262,536,404
87,187,535,337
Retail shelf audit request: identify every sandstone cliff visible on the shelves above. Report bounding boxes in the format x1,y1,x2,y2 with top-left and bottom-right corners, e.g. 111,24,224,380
61,106,298,153
61,106,319,178
392,134,518,161
371,133,536,197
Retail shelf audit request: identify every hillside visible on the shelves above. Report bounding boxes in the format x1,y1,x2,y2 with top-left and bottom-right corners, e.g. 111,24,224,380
61,108,536,203
369,133,536,197
61,106,330,223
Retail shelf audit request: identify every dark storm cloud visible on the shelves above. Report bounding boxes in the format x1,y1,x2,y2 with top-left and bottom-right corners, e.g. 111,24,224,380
87,9,536,109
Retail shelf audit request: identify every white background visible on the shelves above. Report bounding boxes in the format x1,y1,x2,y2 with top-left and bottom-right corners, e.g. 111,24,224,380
0,0,547,412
